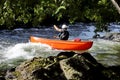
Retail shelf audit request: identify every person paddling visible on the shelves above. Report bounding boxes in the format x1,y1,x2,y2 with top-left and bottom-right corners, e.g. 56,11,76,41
53,24,69,40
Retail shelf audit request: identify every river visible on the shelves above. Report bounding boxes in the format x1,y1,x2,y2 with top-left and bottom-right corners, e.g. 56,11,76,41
0,23,120,70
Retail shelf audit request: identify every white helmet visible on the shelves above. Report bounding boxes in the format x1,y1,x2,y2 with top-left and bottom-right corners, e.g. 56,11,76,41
62,24,68,29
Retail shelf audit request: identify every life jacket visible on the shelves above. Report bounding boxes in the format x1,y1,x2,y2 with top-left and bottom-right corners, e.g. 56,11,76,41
58,30,69,40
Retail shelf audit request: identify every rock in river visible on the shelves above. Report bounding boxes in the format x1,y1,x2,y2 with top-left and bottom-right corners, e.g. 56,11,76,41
4,52,120,80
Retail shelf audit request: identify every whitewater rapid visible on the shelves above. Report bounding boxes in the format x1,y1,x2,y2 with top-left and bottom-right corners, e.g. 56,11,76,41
0,23,120,69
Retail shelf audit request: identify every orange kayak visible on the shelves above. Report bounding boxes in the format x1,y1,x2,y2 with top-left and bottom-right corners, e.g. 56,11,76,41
30,36,93,51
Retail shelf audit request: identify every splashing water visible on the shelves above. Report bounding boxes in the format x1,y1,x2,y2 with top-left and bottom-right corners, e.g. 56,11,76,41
90,39,120,66
0,42,62,70
4,42,61,59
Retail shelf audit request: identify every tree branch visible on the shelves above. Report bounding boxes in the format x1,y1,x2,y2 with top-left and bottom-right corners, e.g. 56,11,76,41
111,0,120,14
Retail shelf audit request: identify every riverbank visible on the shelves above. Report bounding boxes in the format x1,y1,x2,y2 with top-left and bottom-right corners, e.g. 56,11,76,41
0,51,120,80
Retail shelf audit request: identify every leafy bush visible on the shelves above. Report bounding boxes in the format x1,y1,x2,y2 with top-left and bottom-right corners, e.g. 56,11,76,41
0,0,120,30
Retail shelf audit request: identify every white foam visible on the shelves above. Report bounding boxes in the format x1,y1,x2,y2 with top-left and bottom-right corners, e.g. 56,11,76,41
89,39,120,54
4,42,60,59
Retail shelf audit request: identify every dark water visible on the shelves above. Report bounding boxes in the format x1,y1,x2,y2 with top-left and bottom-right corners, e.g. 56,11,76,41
0,23,120,69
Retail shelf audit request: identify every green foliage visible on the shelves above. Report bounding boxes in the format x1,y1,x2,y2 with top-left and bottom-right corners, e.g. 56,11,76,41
0,0,120,30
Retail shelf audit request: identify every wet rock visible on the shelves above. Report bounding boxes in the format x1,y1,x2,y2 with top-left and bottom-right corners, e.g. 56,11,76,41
0,70,6,80
93,33,100,38
4,52,120,80
0,76,5,80
5,68,16,79
60,52,107,80
102,66,120,79
103,33,120,41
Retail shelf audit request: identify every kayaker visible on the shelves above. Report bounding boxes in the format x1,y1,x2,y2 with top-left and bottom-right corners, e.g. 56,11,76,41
53,24,69,40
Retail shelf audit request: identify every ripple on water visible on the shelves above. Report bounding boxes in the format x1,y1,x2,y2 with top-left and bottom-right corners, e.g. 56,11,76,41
90,39,120,66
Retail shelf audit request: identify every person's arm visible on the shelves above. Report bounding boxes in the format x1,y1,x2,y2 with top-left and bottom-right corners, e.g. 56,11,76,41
53,25,62,32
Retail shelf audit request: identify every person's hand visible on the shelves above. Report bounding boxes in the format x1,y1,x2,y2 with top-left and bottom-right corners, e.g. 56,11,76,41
53,36,58,39
53,36,57,38
53,25,56,28
53,25,61,32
